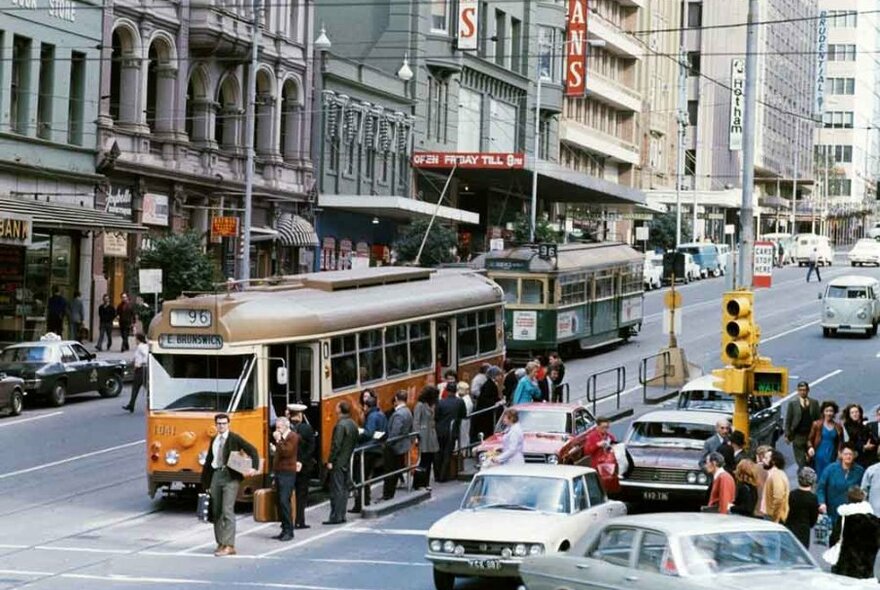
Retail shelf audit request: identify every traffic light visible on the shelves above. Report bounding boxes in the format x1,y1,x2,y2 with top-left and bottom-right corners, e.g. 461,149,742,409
721,290,758,368
752,362,789,396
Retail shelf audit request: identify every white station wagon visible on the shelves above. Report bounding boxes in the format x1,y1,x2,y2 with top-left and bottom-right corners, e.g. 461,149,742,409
425,464,626,590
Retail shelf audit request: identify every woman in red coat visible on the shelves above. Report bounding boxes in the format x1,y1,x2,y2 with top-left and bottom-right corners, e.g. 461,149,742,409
584,417,620,494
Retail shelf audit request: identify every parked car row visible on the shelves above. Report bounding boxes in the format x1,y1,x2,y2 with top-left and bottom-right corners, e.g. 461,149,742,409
643,243,729,290
0,338,127,417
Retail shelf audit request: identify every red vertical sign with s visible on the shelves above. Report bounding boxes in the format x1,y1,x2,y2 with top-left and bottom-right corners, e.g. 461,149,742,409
566,0,588,97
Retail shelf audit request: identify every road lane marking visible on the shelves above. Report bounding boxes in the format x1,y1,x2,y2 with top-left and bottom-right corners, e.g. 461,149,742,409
761,320,822,344
258,521,358,558
29,571,381,590
34,545,132,555
0,440,144,480
345,527,429,536
0,411,63,428
180,521,276,554
307,558,429,567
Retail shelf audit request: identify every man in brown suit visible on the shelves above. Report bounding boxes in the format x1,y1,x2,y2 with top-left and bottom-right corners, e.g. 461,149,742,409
271,416,300,541
784,381,821,469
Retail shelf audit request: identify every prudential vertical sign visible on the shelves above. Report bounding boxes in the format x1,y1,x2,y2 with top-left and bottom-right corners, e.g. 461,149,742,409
815,10,828,117
458,0,478,51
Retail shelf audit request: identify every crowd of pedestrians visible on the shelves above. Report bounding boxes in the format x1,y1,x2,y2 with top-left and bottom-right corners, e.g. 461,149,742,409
700,381,880,580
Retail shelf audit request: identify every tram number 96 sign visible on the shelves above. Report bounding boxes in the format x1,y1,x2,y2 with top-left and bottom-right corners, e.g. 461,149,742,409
170,309,213,328
538,243,558,259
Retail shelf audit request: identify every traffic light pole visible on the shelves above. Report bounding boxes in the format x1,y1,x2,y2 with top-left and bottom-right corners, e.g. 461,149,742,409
738,0,759,288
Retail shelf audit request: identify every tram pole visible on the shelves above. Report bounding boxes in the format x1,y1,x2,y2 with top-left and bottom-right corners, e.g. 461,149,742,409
414,162,458,266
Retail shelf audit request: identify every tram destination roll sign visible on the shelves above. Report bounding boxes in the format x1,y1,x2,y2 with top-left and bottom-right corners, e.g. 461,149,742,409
159,334,224,350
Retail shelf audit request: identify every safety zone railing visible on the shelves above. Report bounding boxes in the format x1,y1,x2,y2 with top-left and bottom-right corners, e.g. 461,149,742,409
639,351,679,405
585,366,633,422
349,431,420,509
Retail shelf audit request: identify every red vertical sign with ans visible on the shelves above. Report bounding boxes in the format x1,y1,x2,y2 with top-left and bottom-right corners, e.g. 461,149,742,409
566,0,588,97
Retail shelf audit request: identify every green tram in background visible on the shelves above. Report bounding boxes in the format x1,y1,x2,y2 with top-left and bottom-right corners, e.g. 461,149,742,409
472,243,645,360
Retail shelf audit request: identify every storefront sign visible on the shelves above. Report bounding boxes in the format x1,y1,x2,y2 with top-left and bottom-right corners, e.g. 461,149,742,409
753,241,774,289
211,216,239,238
105,187,133,218
0,213,32,246
457,0,478,50
729,59,745,151
566,0,588,97
103,232,128,257
158,334,224,350
142,193,169,226
411,152,525,169
815,10,828,116
512,311,537,341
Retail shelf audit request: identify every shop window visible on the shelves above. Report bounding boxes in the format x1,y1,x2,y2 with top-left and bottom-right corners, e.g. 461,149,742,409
409,322,432,370
385,324,409,377
358,329,384,383
330,334,357,390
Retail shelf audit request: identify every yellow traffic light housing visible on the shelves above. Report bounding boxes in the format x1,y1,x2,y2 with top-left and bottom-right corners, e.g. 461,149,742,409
752,361,789,396
721,291,758,367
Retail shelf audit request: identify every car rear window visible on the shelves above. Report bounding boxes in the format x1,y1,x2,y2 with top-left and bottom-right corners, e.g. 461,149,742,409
1,346,50,362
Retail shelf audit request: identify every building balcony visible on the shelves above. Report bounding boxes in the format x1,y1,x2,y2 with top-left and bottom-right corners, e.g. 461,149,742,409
189,1,258,58
588,16,642,59
560,120,640,165
586,70,641,112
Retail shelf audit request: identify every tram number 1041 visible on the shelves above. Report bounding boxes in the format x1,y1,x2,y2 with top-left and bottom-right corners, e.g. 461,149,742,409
170,309,213,328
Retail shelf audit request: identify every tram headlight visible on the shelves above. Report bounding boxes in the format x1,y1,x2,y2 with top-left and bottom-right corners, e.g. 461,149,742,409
197,450,208,466
164,449,180,466
429,539,443,553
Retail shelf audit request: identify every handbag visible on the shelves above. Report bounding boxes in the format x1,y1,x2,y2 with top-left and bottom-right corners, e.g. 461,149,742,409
822,515,845,565
814,513,832,547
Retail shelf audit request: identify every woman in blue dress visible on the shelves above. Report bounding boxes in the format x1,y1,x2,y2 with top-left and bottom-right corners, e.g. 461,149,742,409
808,401,843,479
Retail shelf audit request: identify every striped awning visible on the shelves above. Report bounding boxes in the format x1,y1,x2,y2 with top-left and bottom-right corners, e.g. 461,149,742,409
275,213,318,247
0,195,146,233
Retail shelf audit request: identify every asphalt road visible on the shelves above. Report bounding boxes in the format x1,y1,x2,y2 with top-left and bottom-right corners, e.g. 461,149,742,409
0,256,878,589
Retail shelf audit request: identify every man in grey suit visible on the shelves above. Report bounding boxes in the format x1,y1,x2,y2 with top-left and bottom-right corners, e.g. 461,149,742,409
383,390,414,501
700,419,731,468
784,381,821,468
324,401,359,525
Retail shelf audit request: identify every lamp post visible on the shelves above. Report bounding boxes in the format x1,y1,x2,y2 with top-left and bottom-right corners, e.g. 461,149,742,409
310,26,331,272
239,0,262,281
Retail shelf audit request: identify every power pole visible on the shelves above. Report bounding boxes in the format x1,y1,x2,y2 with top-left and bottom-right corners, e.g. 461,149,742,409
530,66,543,244
675,46,687,248
239,0,262,282
738,0,759,287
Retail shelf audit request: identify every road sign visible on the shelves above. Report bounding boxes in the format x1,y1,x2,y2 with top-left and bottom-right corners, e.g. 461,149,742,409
635,226,649,241
753,241,774,288
724,224,735,235
664,290,682,309
139,268,163,294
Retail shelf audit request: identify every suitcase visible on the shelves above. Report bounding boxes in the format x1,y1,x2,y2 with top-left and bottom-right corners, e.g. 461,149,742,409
253,487,280,523
197,492,212,523
413,467,430,489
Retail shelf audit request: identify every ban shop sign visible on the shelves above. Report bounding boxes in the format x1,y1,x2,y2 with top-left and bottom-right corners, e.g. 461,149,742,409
0,213,32,246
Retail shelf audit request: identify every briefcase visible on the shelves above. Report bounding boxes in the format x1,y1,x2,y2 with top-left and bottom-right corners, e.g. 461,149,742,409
413,467,430,489
253,487,280,523
197,492,212,523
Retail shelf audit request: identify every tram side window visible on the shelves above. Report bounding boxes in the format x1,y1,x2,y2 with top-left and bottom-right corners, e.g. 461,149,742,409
386,324,409,377
478,309,497,353
359,329,384,383
622,262,643,294
494,278,518,304
458,310,499,360
409,321,433,370
331,335,358,390
458,313,478,359
595,270,615,299
560,274,587,305
521,279,545,304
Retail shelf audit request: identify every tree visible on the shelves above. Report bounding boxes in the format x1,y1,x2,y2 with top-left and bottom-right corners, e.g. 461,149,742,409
394,219,459,266
136,231,216,300
647,212,691,251
511,212,559,245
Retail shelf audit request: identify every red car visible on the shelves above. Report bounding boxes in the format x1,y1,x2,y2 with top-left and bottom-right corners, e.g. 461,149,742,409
474,403,620,491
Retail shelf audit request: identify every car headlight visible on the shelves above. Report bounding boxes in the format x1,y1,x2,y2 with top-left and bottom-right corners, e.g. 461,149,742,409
826,309,835,318
686,472,698,484
514,543,527,557
501,547,513,559
443,540,455,554
545,454,559,465
858,310,868,319
529,544,544,556
429,539,442,553
454,545,465,556
697,473,708,485
197,451,208,466
164,449,180,466
476,452,487,465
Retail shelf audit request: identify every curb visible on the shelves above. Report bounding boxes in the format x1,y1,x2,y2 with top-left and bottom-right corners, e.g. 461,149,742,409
360,489,431,519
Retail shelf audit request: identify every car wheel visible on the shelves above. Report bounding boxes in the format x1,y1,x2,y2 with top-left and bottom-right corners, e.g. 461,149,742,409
100,373,123,398
10,389,23,416
432,569,455,590
49,382,66,407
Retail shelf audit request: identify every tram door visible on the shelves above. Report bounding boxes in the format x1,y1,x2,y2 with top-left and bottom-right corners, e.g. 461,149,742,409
268,343,318,417
435,318,456,380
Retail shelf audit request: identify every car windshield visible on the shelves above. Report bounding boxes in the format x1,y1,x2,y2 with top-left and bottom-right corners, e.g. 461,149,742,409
462,475,571,514
680,530,815,575
826,286,869,299
0,346,50,362
680,391,734,413
628,421,714,449
496,409,569,434
148,353,257,412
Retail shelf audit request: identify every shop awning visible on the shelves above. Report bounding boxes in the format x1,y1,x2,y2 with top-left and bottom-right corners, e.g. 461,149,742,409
249,226,280,243
0,196,146,233
275,213,318,247
318,194,480,224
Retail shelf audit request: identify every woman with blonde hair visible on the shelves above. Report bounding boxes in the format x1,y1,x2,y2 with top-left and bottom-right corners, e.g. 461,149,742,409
731,459,759,516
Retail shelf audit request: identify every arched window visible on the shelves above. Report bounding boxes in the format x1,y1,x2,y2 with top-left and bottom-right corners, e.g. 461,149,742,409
215,75,242,150
254,69,276,156
185,66,211,145
145,36,177,134
279,78,302,161
109,25,140,124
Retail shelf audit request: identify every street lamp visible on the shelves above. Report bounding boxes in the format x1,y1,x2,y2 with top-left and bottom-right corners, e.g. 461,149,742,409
397,52,414,82
310,26,331,271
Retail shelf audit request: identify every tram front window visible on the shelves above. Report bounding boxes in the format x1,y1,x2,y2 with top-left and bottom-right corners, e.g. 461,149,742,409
149,353,256,412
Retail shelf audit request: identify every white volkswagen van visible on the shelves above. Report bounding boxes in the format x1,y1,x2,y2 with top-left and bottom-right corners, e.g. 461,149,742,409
821,275,880,337
794,234,834,266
